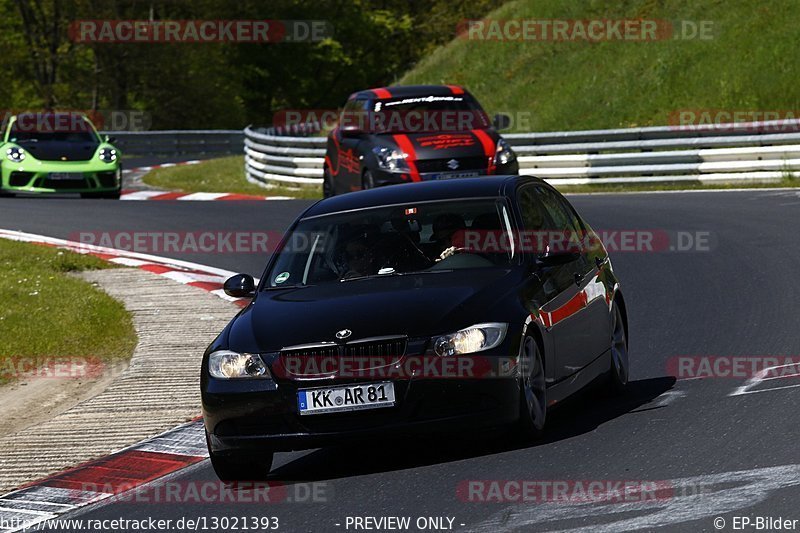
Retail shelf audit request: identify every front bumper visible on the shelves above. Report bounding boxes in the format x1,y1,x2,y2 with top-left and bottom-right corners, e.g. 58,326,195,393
1,161,122,193
371,158,520,186
203,368,521,453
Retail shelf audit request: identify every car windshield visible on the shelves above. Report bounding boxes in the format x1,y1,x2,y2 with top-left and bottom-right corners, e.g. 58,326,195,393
369,95,490,134
265,199,516,288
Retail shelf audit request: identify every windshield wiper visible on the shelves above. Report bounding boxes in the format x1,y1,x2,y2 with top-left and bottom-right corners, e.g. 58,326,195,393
262,284,312,290
339,269,453,282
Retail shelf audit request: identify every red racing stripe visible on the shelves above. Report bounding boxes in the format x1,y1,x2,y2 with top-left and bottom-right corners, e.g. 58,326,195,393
371,88,392,99
541,290,588,328
392,134,422,182
471,129,497,174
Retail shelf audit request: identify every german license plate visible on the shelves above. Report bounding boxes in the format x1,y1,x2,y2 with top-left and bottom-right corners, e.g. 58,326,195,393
432,171,480,180
297,382,395,415
48,172,84,180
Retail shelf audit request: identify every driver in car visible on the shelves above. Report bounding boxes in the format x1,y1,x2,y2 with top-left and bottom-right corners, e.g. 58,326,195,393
424,213,467,262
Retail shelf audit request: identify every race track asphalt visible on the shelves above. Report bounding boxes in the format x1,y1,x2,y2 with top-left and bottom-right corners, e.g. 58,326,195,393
2,187,800,532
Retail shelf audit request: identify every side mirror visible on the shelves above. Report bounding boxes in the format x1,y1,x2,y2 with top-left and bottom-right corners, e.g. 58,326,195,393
223,274,256,298
492,113,511,131
535,250,581,268
104,135,117,144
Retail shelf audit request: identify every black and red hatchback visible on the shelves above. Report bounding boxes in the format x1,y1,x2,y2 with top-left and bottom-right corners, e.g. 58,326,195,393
322,85,519,197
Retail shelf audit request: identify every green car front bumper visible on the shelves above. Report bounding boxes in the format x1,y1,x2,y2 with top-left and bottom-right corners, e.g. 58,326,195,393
0,159,122,194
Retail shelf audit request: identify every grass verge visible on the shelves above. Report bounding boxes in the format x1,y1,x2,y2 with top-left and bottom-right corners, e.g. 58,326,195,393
400,0,800,132
0,240,137,386
143,155,322,199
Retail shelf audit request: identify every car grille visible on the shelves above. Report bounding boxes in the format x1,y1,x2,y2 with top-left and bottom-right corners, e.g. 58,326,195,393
415,156,489,174
97,171,118,188
38,177,90,190
282,344,339,359
345,338,407,357
282,337,407,359
278,337,407,378
9,171,34,187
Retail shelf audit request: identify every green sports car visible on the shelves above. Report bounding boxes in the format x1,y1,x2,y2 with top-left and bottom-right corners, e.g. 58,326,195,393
0,112,122,198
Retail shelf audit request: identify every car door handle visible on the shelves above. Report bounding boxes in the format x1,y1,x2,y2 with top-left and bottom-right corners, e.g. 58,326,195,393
574,272,584,286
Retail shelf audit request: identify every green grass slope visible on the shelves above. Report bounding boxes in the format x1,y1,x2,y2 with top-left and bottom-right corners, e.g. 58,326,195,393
399,0,800,131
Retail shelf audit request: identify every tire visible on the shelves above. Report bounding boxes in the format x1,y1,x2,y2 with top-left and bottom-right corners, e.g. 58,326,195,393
206,432,273,482
322,167,335,198
362,169,375,190
608,299,629,394
517,335,547,439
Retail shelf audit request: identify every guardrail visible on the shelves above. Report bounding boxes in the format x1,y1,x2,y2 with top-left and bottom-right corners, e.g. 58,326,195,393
243,120,800,188
101,130,244,156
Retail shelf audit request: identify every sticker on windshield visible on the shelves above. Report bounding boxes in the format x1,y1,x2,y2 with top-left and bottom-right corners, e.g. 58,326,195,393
274,272,290,284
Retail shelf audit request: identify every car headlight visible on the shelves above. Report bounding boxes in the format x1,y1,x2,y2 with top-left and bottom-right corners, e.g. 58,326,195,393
372,146,409,173
6,146,25,163
494,138,515,166
208,350,271,379
433,323,508,356
98,147,117,163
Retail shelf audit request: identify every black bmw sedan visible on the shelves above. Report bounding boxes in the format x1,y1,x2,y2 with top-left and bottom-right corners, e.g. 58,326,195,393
201,175,629,481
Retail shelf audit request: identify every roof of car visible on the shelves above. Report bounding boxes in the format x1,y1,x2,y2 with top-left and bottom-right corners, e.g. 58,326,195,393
302,175,547,218
350,85,470,100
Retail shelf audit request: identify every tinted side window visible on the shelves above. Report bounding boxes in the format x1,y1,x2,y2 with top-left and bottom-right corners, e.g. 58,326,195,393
518,186,549,231
535,187,582,234
340,98,369,129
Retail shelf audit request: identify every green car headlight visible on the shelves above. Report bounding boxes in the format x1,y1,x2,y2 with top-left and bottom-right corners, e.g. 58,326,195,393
208,350,271,379
433,323,508,357
6,146,25,162
98,148,117,163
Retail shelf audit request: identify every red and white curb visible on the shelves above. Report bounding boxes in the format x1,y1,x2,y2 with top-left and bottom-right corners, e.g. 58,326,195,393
0,229,254,308
0,229,262,531
120,160,293,201
0,420,206,533
120,189,292,201
121,160,203,175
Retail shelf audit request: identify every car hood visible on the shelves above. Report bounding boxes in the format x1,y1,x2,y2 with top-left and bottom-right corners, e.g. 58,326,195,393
17,141,99,162
227,268,520,352
376,130,499,161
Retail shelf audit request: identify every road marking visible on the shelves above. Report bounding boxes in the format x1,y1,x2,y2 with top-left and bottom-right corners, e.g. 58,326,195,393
652,389,686,407
464,463,800,532
729,363,800,396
